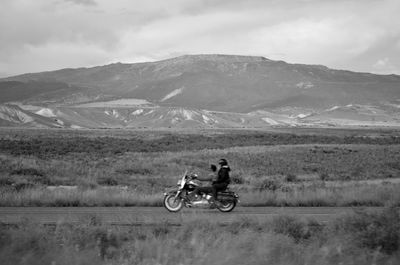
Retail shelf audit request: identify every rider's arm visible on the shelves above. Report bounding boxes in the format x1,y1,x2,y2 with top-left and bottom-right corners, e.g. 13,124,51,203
197,172,218,182
196,175,213,181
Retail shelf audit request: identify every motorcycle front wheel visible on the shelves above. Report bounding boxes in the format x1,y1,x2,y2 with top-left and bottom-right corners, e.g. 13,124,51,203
217,200,236,212
163,194,184,212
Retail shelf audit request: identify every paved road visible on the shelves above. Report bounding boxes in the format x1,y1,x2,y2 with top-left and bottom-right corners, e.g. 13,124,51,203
0,207,382,225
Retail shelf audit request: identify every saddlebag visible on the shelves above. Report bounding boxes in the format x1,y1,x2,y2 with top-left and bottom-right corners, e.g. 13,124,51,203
217,190,236,202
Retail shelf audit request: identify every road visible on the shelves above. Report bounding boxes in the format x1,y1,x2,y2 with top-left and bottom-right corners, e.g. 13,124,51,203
0,207,382,225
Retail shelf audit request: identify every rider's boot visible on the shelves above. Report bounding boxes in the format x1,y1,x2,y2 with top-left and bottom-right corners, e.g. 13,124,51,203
207,195,219,209
209,201,216,209
209,195,223,209
184,198,193,207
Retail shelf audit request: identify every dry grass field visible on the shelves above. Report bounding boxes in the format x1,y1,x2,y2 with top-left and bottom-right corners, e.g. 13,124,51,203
1,127,400,207
1,207,399,265
1,128,400,264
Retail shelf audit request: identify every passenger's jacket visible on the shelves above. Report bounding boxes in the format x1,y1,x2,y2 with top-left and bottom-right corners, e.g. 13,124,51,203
213,166,230,185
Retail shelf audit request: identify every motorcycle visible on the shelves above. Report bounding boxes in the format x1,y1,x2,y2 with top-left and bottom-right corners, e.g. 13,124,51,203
163,171,239,212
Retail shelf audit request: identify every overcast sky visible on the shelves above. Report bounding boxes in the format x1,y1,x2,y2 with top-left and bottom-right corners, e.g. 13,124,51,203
1,0,399,77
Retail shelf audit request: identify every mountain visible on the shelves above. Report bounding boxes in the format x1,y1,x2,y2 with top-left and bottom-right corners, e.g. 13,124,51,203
1,54,400,128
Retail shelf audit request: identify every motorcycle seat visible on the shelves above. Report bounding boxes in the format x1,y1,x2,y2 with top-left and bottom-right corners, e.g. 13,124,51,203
217,190,234,196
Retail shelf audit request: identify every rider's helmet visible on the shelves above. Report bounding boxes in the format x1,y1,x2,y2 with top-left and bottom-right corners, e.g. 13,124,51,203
218,158,228,166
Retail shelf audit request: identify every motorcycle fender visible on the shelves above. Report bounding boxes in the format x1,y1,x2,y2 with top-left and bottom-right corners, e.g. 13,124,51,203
174,190,182,199
218,193,239,203
163,190,178,196
218,195,235,202
218,191,235,196
164,190,183,201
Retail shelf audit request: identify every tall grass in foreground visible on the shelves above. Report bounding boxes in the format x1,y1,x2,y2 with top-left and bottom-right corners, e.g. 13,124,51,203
1,183,400,207
1,208,399,265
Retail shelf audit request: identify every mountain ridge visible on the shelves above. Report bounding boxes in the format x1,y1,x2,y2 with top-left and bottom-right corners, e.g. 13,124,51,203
1,54,399,128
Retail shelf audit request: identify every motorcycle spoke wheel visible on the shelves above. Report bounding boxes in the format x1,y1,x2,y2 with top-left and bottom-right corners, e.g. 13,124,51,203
164,194,183,212
217,200,236,212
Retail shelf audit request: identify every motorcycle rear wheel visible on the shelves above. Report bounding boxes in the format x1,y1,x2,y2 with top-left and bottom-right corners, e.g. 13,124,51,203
217,200,236,212
163,194,184,212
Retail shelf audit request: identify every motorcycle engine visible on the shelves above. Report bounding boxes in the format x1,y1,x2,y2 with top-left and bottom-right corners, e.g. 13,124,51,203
192,198,209,206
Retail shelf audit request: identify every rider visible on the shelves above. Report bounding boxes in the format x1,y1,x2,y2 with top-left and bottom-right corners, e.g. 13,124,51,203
212,159,231,200
192,159,231,205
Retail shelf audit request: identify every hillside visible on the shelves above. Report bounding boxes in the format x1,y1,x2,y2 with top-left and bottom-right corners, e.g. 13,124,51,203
1,54,399,128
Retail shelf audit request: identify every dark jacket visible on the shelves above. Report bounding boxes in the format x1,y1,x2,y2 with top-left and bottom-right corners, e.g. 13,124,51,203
213,166,230,185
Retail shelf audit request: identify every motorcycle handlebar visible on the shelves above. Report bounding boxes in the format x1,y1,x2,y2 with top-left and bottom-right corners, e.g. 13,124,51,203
186,173,198,179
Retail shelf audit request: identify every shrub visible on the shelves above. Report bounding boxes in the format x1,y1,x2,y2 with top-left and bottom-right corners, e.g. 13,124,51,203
10,168,44,176
271,215,310,243
230,174,245,184
0,177,13,187
31,175,54,185
285,174,297,182
77,178,98,190
260,179,282,191
13,182,36,191
319,172,330,181
333,207,400,254
116,167,153,175
97,177,118,186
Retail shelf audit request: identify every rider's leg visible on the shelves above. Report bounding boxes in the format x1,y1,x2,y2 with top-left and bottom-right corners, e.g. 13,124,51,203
191,187,200,198
192,186,213,198
212,183,228,200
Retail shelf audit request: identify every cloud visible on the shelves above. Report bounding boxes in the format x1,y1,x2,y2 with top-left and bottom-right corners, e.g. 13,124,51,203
374,58,389,68
63,0,97,6
0,0,399,77
0,40,113,76
372,58,399,75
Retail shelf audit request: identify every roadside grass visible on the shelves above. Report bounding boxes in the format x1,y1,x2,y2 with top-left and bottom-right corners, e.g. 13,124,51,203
0,187,162,207
1,208,399,265
1,182,399,207
240,183,400,207
1,129,400,207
